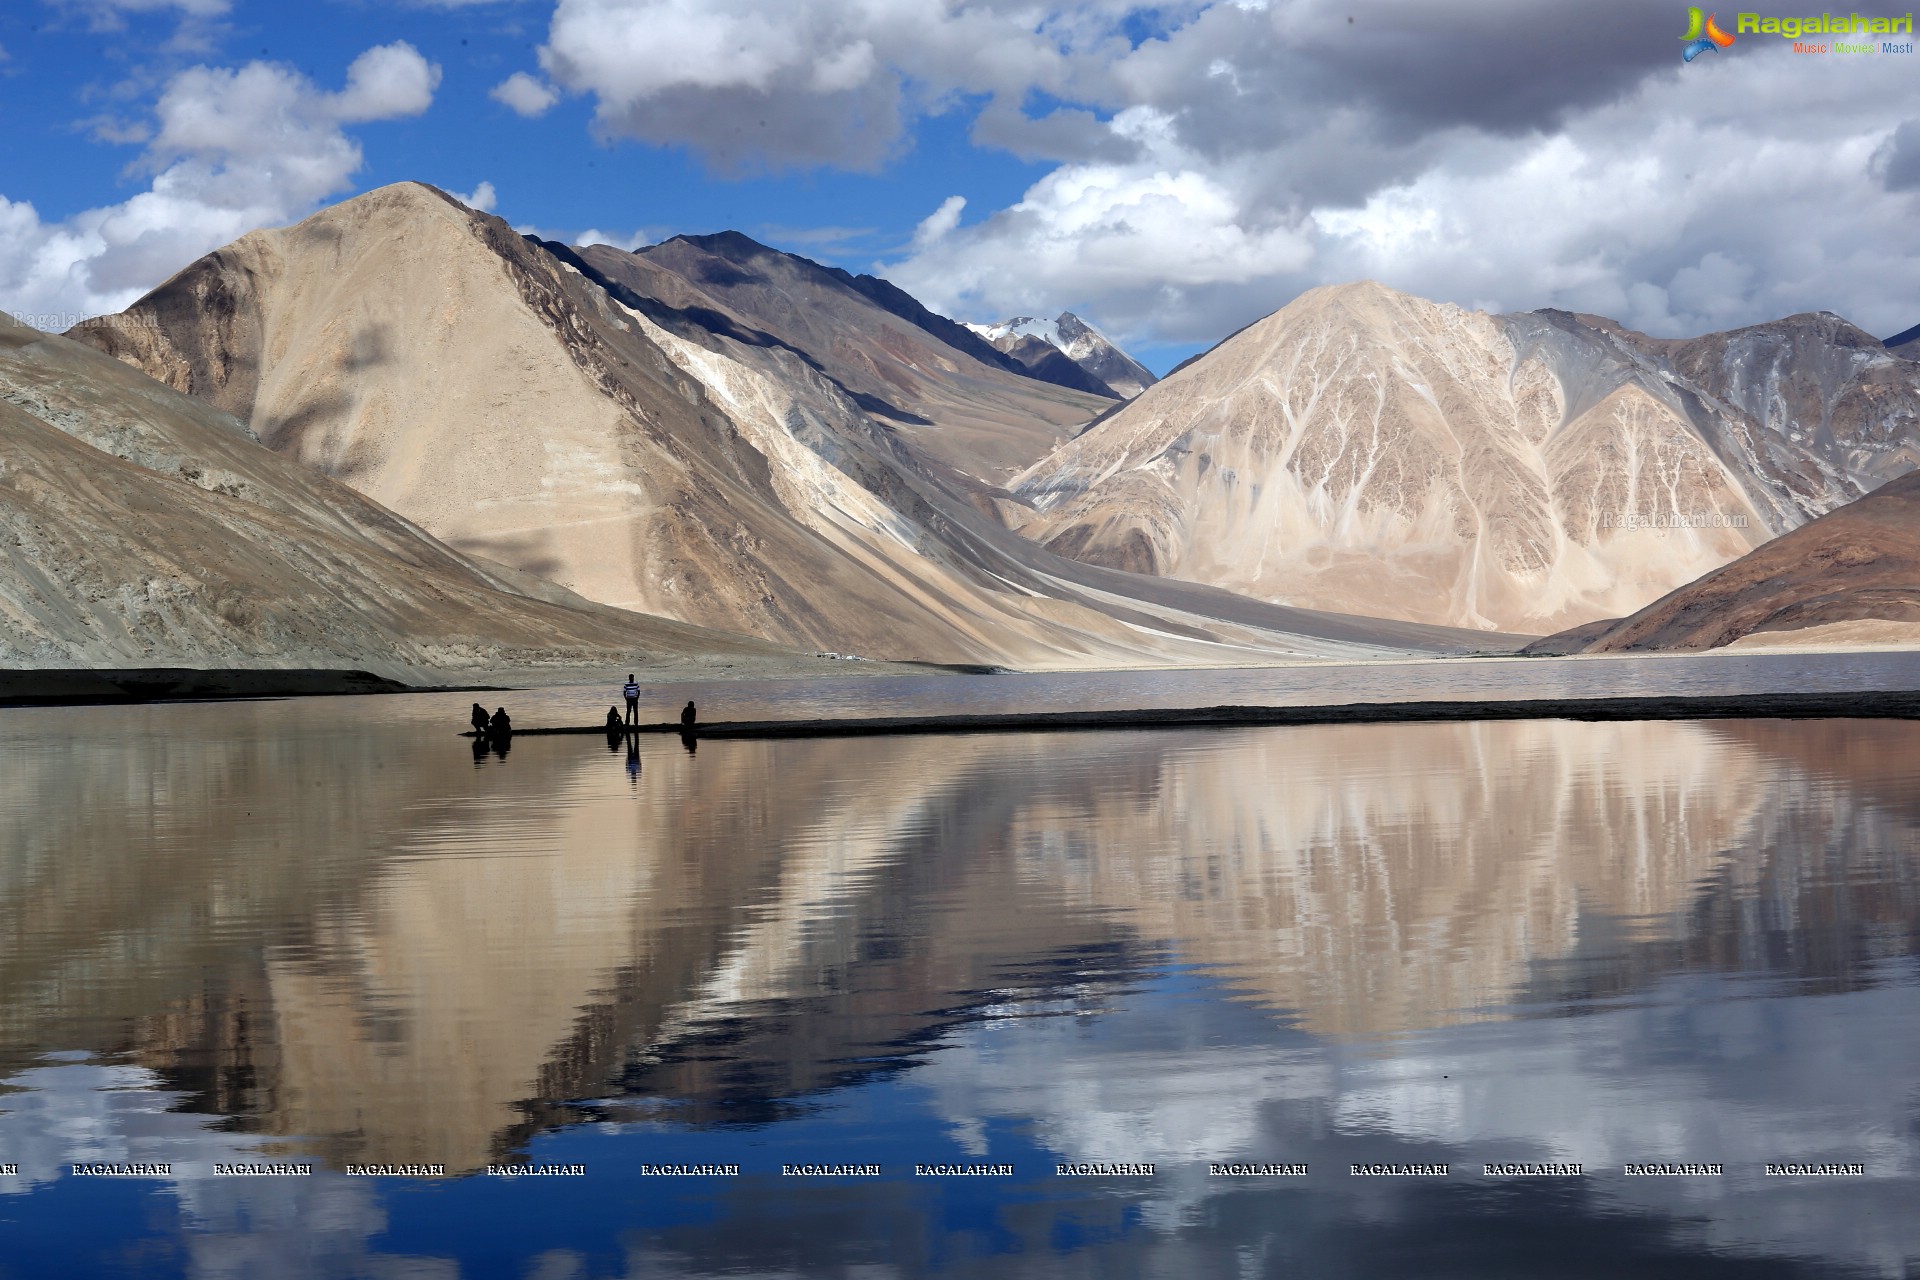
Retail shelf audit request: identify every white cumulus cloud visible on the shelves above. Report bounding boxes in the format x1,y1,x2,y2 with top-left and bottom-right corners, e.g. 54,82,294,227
912,195,965,248
890,105,1313,337
885,6,1920,351
0,42,442,326
530,0,1137,173
1298,54,1920,341
330,41,441,123
452,181,498,213
495,0,1920,355
491,71,561,118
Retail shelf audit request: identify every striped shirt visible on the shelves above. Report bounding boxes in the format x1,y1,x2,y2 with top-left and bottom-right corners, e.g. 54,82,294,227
623,683,640,700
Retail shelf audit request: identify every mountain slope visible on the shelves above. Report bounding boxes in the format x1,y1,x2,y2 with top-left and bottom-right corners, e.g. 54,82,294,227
73,185,933,653
1549,470,1920,652
1886,321,1920,361
0,311,796,678
972,312,1158,399
578,231,1111,482
976,330,1120,399
1014,282,1920,634
72,184,1493,667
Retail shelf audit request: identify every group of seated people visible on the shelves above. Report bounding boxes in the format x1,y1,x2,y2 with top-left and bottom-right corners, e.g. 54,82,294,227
467,687,698,739
605,697,698,731
470,703,512,737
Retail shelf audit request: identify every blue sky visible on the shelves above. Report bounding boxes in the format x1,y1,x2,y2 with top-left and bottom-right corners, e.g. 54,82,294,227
0,8,1032,251
0,3,1143,353
2,1,1918,375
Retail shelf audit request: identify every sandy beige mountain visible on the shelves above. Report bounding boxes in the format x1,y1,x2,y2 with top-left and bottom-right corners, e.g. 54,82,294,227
0,311,806,682
74,183,1496,666
1016,283,1920,634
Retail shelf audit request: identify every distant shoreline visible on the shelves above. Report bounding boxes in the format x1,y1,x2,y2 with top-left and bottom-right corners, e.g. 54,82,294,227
0,658,1000,708
0,668,435,707
482,688,1920,740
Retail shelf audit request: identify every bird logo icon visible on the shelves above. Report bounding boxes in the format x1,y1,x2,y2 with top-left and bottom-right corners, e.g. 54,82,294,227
1682,8,1737,60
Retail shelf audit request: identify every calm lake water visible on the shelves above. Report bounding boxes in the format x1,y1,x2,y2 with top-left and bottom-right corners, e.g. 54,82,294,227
4,664,1920,1277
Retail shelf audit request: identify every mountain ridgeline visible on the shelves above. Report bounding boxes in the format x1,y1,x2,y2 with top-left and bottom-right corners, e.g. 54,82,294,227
970,313,1160,400
58,182,1920,661
67,183,1487,669
1013,283,1920,636
0,309,798,680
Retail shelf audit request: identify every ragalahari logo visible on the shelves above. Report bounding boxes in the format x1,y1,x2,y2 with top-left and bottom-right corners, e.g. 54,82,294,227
1682,8,1738,58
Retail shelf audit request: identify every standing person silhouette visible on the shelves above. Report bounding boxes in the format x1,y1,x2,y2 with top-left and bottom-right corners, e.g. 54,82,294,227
623,674,641,726
680,700,697,730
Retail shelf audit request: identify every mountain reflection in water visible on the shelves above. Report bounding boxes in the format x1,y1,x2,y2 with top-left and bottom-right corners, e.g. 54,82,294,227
1,698,1918,1277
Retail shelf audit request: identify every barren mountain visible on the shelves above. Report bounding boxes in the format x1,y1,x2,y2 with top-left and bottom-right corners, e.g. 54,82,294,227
0,311,797,681
1541,470,1920,652
73,183,1489,667
1015,282,1920,633
575,231,1110,481
1887,321,1920,361
969,327,1119,400
971,312,1158,399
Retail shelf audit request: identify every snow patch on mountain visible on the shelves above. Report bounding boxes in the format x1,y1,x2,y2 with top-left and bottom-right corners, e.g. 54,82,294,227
969,311,1158,399
970,315,1064,348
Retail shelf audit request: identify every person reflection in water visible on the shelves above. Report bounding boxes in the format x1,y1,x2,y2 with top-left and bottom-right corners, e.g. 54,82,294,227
471,735,489,764
680,730,697,756
626,734,642,784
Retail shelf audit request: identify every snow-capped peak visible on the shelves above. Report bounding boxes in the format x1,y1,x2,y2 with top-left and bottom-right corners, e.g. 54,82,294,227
968,311,1158,399
968,315,1062,347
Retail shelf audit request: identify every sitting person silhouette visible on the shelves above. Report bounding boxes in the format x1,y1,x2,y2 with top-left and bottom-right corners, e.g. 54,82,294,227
489,707,513,737
680,700,697,729
471,703,489,735
605,705,624,731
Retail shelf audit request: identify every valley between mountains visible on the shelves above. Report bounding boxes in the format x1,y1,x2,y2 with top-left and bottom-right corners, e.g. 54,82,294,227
6,179,1919,683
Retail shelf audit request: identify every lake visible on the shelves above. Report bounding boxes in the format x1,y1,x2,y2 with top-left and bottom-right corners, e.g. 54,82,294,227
2,667,1919,1277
